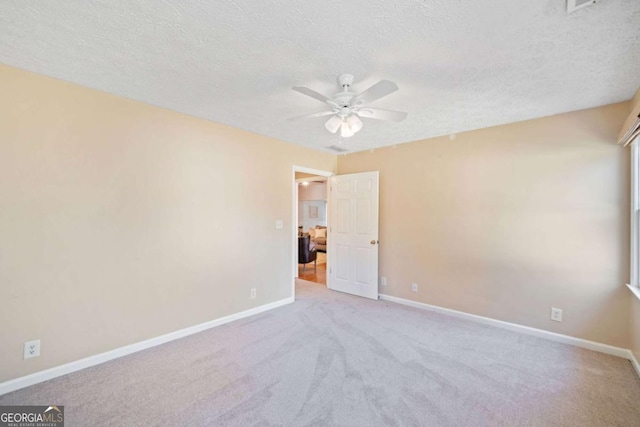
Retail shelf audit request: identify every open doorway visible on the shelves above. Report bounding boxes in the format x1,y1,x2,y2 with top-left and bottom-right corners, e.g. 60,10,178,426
296,175,328,285
292,166,333,297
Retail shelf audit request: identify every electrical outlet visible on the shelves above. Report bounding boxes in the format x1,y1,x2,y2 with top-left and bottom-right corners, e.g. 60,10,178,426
551,308,563,322
250,288,256,299
411,283,418,292
380,276,387,286
24,340,40,359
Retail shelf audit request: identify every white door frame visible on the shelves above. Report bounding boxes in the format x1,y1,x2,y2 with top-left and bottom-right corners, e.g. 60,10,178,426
292,165,334,299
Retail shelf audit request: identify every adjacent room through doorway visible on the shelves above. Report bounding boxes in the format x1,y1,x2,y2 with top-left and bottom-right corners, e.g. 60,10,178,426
295,173,328,285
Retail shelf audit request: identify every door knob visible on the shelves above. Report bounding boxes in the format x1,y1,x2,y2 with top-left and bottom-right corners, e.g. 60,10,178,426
370,240,377,245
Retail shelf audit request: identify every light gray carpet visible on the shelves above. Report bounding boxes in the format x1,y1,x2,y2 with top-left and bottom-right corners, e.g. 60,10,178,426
2,280,640,426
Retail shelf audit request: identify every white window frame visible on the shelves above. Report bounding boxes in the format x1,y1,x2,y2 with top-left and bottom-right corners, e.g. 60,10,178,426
631,138,640,289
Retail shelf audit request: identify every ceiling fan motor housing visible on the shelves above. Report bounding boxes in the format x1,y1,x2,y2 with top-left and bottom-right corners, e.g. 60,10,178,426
335,94,355,110
335,74,356,109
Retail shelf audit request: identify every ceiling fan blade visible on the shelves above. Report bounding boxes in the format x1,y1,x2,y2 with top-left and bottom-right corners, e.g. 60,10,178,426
352,80,399,104
357,108,408,122
287,110,336,121
292,87,338,107
325,115,342,133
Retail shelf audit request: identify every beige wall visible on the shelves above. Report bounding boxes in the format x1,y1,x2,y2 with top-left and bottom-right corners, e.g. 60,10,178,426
339,102,632,348
0,64,336,382
298,181,327,201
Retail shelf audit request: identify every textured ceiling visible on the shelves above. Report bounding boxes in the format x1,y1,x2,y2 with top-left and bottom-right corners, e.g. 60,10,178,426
1,1,639,152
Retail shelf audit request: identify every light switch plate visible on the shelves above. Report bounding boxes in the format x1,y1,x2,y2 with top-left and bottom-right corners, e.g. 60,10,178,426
275,220,283,229
551,308,563,322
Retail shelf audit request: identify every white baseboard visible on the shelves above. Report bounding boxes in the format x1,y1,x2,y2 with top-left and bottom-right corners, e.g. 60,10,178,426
379,293,634,361
0,296,294,396
630,351,640,379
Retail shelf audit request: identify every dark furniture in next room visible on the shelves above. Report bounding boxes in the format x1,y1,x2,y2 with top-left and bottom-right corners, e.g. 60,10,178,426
298,235,317,273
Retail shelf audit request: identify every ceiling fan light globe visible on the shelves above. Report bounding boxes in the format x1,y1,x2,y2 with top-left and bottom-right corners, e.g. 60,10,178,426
325,115,342,133
340,121,354,138
346,115,363,133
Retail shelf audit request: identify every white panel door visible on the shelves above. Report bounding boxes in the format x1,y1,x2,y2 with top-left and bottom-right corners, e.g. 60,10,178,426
328,171,379,300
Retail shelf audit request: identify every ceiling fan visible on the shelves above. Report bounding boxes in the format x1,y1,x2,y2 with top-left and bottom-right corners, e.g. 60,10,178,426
289,74,408,138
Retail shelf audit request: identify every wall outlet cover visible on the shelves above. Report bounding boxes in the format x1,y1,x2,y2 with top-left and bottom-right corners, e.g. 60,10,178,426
24,339,41,359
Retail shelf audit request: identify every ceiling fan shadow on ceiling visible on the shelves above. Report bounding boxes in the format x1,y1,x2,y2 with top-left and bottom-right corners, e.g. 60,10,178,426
288,74,407,138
